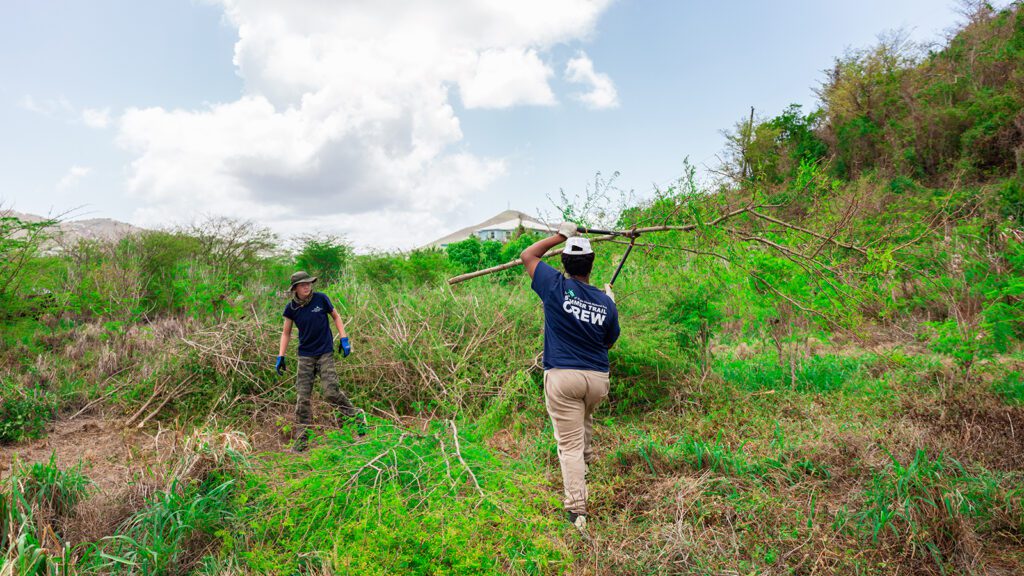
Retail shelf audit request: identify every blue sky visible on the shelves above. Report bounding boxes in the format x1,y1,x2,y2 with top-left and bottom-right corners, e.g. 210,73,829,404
0,1,999,249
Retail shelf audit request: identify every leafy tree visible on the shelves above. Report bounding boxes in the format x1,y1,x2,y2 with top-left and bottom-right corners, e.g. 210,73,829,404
295,235,353,283
663,282,724,374
446,236,483,273
0,212,56,317
405,248,451,285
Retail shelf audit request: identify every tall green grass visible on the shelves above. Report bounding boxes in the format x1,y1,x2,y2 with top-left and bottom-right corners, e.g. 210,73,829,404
612,433,830,483
94,478,238,575
1,455,92,575
716,352,874,394
852,449,1024,571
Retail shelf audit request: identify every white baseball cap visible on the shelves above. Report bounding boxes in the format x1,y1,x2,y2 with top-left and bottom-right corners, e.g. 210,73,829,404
564,237,593,255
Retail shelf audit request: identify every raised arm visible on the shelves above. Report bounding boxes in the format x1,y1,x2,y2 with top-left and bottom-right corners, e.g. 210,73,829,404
520,222,577,279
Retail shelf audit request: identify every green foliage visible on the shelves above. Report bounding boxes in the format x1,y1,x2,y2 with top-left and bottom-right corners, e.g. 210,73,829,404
992,371,1024,405
446,232,542,279
818,7,1024,180
0,214,55,318
354,252,407,285
733,104,828,184
295,235,352,283
446,235,483,272
607,336,676,413
238,421,568,574
998,177,1024,222
354,249,453,286
888,175,919,195
0,378,56,443
717,353,871,394
662,282,723,368
60,223,279,319
405,248,452,285
477,370,536,437
923,318,995,375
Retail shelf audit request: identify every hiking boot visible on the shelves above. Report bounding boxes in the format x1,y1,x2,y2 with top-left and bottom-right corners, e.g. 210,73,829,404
567,511,587,530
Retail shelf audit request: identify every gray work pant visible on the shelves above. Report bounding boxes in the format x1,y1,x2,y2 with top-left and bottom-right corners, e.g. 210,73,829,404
295,353,357,439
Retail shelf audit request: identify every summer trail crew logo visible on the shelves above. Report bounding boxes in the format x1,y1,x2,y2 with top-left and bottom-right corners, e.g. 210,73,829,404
562,290,609,326
312,306,323,313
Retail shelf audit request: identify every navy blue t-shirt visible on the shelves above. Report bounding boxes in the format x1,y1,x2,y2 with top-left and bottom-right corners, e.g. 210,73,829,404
531,261,620,371
282,292,335,357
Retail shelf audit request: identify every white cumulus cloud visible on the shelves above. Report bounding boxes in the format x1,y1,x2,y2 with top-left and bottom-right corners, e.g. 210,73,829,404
565,52,619,109
115,0,614,249
57,165,92,190
460,48,556,109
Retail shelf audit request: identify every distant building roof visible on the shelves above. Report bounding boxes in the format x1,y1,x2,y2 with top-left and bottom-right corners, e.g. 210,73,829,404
475,218,552,233
422,210,552,248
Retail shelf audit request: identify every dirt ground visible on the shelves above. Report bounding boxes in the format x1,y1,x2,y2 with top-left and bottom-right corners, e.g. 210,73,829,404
0,414,158,491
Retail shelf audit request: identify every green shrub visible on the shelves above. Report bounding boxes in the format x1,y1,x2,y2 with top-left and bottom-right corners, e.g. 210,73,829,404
998,177,1024,221
992,371,1024,405
238,420,568,575
353,252,406,285
405,248,451,285
662,282,723,370
446,235,483,273
0,214,56,319
608,337,676,413
295,235,352,283
477,370,536,437
0,378,56,443
888,175,919,195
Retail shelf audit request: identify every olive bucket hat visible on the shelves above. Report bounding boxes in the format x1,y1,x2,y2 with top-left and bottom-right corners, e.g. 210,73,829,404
289,271,318,291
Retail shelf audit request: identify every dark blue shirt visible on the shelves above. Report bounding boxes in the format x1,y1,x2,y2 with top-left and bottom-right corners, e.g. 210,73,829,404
531,261,620,371
283,292,335,357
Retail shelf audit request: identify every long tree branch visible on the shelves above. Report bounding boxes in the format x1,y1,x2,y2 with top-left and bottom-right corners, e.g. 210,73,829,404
447,205,758,285
748,210,867,255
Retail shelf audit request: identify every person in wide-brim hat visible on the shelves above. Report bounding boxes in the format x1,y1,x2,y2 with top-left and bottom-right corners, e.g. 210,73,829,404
288,271,318,291
275,270,362,451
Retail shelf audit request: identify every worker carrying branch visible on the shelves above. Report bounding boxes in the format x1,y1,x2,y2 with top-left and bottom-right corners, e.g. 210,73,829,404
275,271,361,452
520,222,622,531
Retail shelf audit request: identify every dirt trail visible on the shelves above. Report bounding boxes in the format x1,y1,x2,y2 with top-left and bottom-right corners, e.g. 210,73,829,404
0,415,165,489
0,414,180,543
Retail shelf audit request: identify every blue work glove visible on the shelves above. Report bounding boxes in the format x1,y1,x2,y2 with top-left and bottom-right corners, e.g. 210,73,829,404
338,337,351,357
275,356,286,375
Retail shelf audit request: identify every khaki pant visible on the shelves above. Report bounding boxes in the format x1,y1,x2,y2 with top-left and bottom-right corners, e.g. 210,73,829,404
295,353,357,440
544,368,610,515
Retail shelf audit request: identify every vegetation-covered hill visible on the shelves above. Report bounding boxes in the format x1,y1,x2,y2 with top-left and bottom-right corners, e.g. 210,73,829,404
2,3,1023,574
